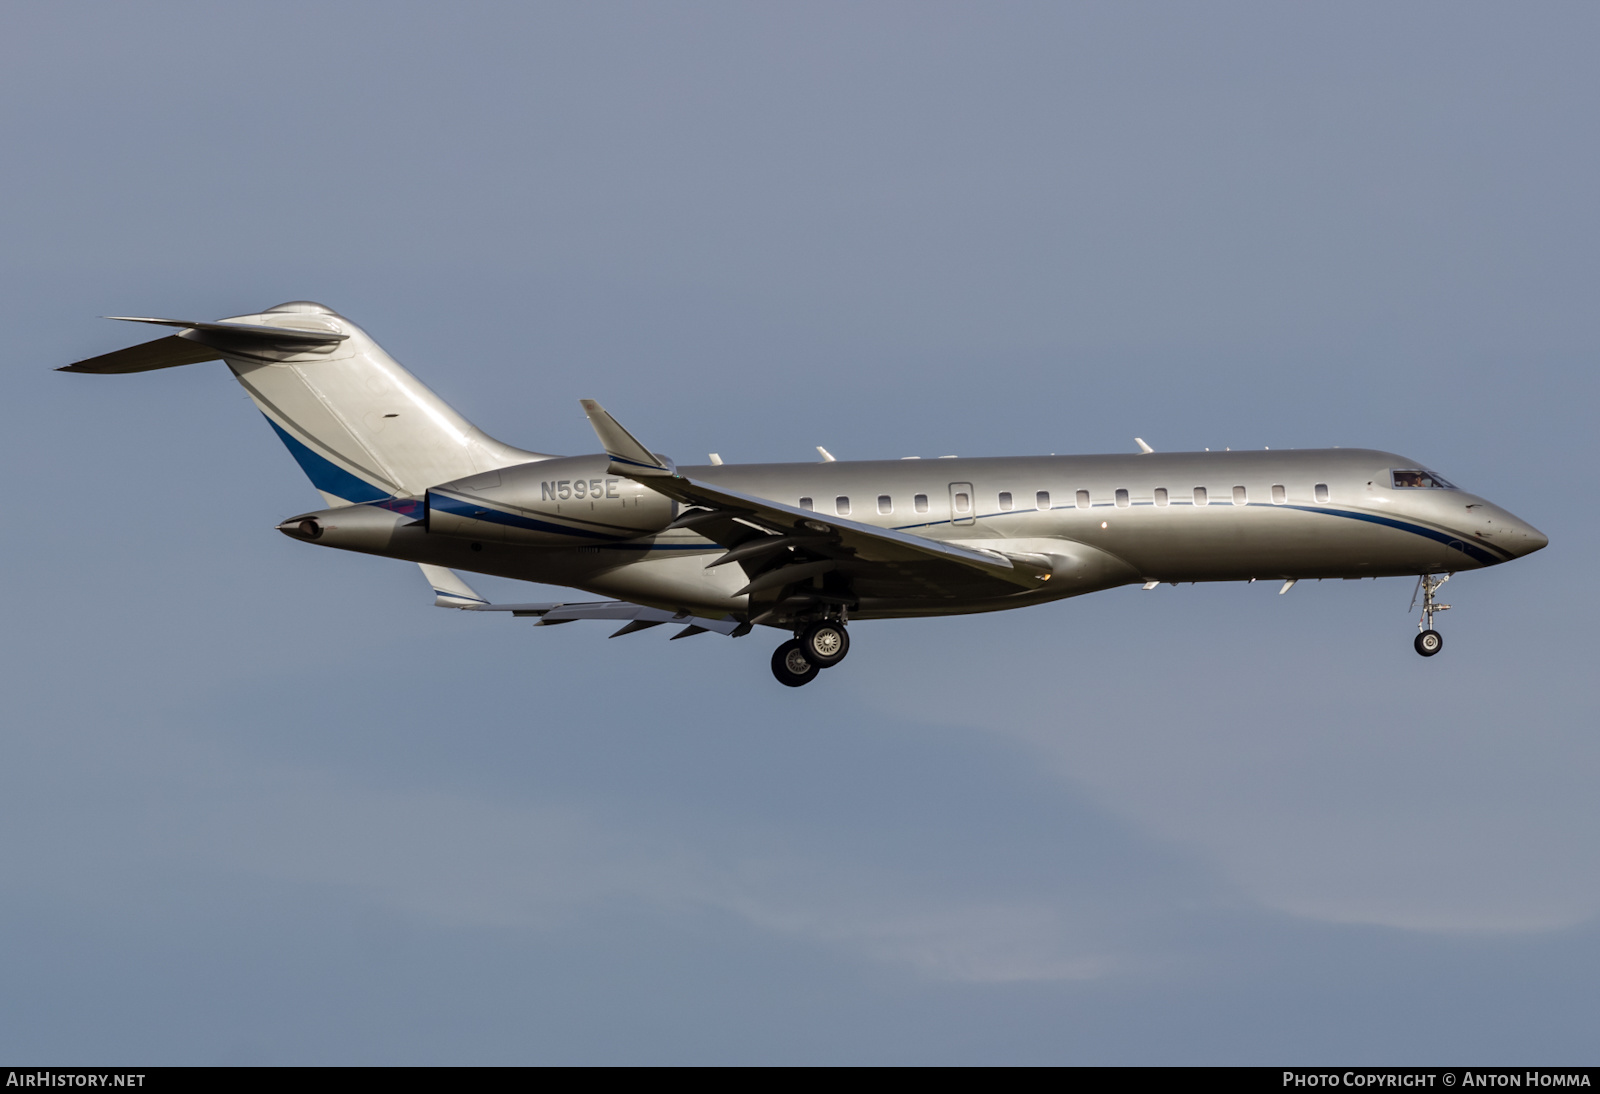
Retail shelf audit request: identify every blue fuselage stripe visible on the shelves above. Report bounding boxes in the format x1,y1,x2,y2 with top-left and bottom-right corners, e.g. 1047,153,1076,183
1279,505,1504,564
890,501,1505,565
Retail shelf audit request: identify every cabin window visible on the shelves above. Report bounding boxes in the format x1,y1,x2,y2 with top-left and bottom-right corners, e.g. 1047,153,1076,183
1194,487,1208,506
1115,488,1130,508
1233,485,1247,506
1154,488,1169,507
952,491,971,514
1314,483,1330,504
998,491,1013,511
1391,469,1456,489
914,493,929,514
1271,484,1286,504
836,496,851,516
1075,489,1090,509
877,494,893,515
798,497,813,511
1036,490,1051,511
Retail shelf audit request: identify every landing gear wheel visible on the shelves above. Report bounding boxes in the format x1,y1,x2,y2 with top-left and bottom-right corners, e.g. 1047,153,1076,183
1414,629,1443,657
772,640,820,687
800,621,850,668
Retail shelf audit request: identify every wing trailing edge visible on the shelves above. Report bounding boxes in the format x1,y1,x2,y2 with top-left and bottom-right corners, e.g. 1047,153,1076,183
419,564,748,636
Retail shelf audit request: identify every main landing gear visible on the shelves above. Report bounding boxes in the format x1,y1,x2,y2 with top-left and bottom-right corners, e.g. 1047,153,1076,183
770,617,851,686
1411,573,1451,657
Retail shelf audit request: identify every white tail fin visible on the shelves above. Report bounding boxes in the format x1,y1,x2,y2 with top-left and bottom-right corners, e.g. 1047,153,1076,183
63,301,548,506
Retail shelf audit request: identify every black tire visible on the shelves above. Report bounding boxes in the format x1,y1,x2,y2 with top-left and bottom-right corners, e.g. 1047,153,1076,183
772,640,820,687
800,620,850,668
1414,629,1443,657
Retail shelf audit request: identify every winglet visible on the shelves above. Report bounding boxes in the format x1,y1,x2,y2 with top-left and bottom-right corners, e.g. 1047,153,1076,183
579,400,675,477
1135,438,1154,454
418,564,489,608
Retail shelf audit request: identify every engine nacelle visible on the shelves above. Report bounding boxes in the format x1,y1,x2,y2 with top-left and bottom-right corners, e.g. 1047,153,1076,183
426,455,674,546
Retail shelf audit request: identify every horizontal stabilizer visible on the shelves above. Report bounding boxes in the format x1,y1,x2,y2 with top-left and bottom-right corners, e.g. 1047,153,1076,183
58,335,223,374
61,316,348,374
105,316,347,345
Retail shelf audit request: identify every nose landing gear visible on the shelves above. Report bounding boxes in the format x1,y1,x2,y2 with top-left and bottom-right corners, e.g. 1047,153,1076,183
770,615,851,686
1411,574,1451,657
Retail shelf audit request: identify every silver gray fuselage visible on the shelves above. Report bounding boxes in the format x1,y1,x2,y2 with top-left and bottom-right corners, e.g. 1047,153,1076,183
307,446,1546,622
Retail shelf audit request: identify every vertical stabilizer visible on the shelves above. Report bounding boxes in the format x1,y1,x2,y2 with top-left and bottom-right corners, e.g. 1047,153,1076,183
223,302,548,505
62,302,551,506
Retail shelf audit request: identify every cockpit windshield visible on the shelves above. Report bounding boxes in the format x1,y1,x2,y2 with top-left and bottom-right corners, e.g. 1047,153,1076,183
1391,469,1456,489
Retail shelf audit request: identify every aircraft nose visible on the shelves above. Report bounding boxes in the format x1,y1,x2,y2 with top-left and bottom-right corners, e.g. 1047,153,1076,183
1515,522,1549,556
1496,514,1548,558
1461,500,1547,561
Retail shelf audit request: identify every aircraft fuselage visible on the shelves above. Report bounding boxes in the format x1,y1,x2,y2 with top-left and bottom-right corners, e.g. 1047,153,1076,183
294,446,1546,620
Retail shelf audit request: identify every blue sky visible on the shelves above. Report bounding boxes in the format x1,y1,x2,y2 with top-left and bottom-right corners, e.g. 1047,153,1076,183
2,2,1596,1063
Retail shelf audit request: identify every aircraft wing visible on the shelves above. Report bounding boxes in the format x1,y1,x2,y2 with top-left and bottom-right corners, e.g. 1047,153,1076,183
578,401,1054,604
417,564,747,637
658,474,1044,586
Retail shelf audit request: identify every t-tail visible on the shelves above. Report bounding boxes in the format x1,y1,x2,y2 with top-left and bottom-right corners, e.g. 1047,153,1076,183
59,301,548,506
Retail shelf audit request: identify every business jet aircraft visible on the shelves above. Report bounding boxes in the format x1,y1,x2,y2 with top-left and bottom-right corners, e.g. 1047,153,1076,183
62,301,1547,686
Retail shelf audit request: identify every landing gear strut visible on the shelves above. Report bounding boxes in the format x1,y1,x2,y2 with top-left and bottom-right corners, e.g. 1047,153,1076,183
1411,573,1451,657
770,615,851,686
